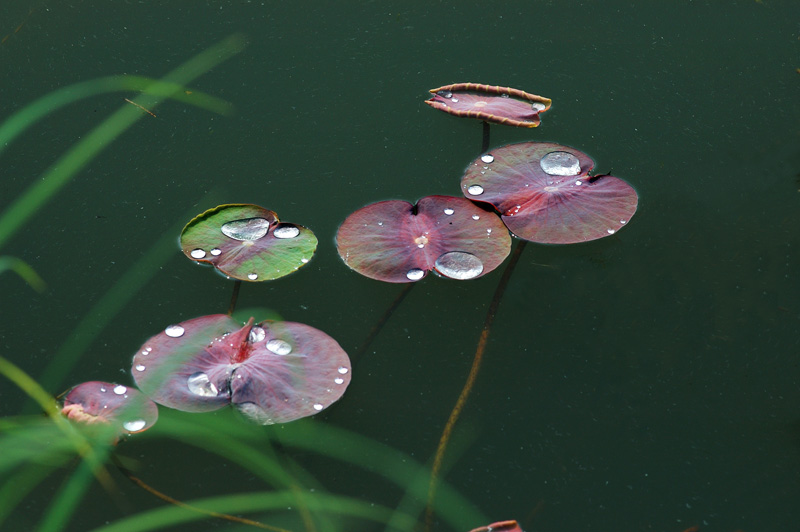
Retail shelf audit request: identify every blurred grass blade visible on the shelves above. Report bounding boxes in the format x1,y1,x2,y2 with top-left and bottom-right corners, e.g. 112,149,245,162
0,255,46,292
0,32,246,250
0,75,233,158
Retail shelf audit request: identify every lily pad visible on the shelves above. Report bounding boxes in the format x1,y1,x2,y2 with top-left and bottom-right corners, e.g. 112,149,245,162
336,195,511,283
131,314,352,425
461,142,638,244
61,381,158,435
425,83,552,128
468,521,523,532
180,204,317,282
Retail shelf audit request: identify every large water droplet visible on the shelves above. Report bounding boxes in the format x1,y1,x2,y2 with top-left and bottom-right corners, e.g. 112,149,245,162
273,225,300,239
481,154,494,164
123,419,147,432
267,339,292,355
540,151,581,176
532,102,546,111
113,385,127,395
190,249,206,259
406,268,425,281
165,324,185,338
221,217,270,241
249,326,266,343
187,372,219,397
467,185,484,195
434,251,484,280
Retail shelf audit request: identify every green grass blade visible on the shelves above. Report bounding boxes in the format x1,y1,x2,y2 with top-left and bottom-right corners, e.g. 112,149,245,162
0,255,46,291
0,33,245,250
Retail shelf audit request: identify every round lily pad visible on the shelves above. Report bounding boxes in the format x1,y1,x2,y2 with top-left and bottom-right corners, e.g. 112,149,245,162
336,195,511,283
132,314,352,425
180,204,317,282
425,83,552,128
61,381,158,435
461,142,638,244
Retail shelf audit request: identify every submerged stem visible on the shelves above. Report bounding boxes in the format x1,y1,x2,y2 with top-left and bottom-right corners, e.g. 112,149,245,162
425,239,527,531
227,280,242,316
352,282,415,363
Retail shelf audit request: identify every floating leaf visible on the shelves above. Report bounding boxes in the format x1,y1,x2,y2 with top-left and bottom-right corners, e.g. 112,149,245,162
468,520,524,532
336,195,511,283
461,142,638,243
61,381,158,435
132,314,351,425
425,83,551,128
180,204,317,281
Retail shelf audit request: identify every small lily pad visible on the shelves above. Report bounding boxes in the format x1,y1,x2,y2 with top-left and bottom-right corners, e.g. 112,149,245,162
425,83,552,128
61,381,158,436
180,204,317,282
461,142,638,243
132,314,352,425
336,195,511,283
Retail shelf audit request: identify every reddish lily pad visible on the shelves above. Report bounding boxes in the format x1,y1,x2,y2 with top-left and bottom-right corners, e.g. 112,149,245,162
468,521,524,532
61,381,158,435
180,204,317,282
131,314,351,425
425,83,551,128
336,195,511,283
461,142,638,244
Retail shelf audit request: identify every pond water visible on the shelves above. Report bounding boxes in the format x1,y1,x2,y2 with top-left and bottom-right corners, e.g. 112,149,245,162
1,1,798,531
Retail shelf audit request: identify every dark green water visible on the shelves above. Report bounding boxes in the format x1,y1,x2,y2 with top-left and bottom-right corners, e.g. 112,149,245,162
1,1,798,531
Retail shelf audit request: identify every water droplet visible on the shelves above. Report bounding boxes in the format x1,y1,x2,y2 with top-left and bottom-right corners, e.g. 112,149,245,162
501,93,510,98
248,273,258,280
532,102,546,111
123,419,147,432
434,251,484,280
543,186,558,193
607,229,616,234
620,219,627,224
135,364,145,372
481,154,494,164
451,97,459,103
221,217,271,241
467,185,484,195
113,385,127,395
406,268,425,281
274,225,300,239
165,324,185,338
313,403,324,411
437,90,453,98
540,151,581,176
99,387,107,393
444,208,455,215
414,235,428,248
334,377,344,384
267,339,292,355
338,366,349,374
472,214,480,220
210,248,222,256
190,249,206,259
249,326,266,343
187,372,218,397
575,180,582,186
301,258,309,263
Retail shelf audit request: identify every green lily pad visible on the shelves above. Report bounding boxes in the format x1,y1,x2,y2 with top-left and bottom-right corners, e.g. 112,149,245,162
180,204,317,282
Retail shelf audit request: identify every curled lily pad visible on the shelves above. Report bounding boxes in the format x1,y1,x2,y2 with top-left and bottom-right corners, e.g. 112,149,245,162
132,314,352,425
180,204,317,282
468,521,523,532
461,142,638,244
61,381,158,436
425,83,551,128
336,195,511,283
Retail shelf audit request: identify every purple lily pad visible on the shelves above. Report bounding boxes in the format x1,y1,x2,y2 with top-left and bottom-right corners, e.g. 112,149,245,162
61,381,158,436
468,521,523,532
461,142,638,244
336,195,511,283
131,314,352,425
425,83,552,128
180,204,317,282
